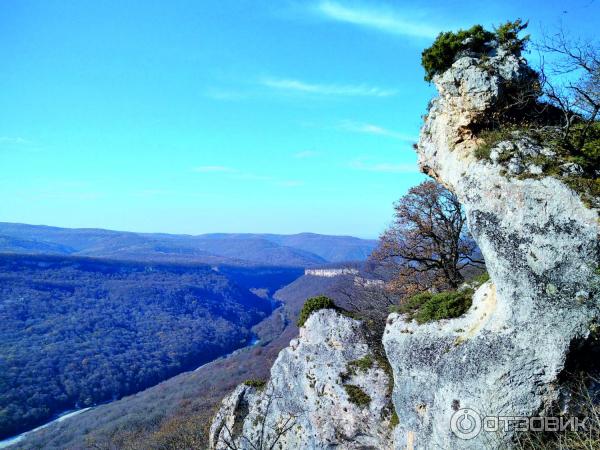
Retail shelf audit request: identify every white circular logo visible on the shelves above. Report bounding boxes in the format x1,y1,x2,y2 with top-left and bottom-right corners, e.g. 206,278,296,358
450,408,482,440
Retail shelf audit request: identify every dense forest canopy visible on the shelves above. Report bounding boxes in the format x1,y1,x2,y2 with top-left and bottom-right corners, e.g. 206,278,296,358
0,254,300,440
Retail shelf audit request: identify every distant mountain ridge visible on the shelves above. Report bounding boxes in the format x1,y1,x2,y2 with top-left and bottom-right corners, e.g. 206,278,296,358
0,223,377,267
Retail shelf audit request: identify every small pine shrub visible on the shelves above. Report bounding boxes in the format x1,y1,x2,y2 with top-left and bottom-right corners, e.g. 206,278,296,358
343,384,371,407
297,296,338,327
395,290,474,324
421,20,529,82
422,25,494,82
494,19,529,53
564,122,600,173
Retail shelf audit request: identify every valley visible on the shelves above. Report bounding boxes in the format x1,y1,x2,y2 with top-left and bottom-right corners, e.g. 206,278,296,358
2,259,360,449
0,223,375,448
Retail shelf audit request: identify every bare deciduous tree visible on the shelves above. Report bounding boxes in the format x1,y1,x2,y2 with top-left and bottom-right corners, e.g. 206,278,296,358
537,28,600,149
333,281,397,323
372,181,483,297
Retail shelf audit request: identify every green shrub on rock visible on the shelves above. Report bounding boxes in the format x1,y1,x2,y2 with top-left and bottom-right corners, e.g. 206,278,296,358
348,355,374,372
297,296,339,327
494,19,529,53
394,289,474,324
471,271,490,286
422,25,494,82
421,20,529,82
343,384,371,407
390,410,399,428
243,379,267,389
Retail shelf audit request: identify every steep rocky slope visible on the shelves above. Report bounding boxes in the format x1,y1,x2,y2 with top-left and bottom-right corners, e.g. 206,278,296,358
211,44,598,449
210,310,394,449
385,45,599,449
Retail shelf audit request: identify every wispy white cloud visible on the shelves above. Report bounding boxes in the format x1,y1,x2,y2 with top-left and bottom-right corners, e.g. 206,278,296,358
204,88,249,101
233,172,273,182
294,150,319,158
261,77,397,97
192,166,302,188
192,165,237,173
338,121,417,142
0,136,31,145
132,189,175,197
31,190,106,201
277,180,304,187
314,1,439,39
350,160,418,173
0,136,44,153
234,172,303,188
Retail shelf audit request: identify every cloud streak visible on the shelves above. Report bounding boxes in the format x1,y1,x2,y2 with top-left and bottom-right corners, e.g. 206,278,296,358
294,150,319,158
350,160,418,173
0,136,31,145
192,165,237,173
315,1,439,39
192,165,302,188
204,88,249,101
261,77,397,97
339,121,417,142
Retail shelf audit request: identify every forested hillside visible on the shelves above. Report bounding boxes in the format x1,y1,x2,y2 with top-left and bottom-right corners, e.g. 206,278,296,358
7,269,357,449
0,254,291,440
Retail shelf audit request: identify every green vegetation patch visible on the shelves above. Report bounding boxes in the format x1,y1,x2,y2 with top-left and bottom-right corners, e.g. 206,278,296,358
563,177,600,209
343,384,371,407
243,379,267,389
390,410,399,428
475,123,600,209
348,355,374,372
340,355,375,383
297,295,339,327
471,271,490,286
421,20,528,81
474,127,520,160
394,289,474,324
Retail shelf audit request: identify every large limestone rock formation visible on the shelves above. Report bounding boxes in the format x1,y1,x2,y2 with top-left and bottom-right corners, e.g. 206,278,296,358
211,45,598,450
384,48,599,449
210,310,394,449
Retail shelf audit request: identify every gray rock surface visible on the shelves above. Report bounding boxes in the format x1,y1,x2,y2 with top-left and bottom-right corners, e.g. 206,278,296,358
385,48,599,449
210,310,394,449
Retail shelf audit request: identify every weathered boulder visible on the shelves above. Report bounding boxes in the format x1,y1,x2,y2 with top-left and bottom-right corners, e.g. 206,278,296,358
384,48,600,449
210,310,394,449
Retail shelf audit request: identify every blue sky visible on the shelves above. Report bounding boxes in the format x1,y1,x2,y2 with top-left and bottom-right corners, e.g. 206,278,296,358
1,0,598,238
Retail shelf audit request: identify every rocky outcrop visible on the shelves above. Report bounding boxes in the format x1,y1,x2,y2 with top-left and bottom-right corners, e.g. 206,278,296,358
384,48,599,449
211,45,598,450
210,310,394,449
